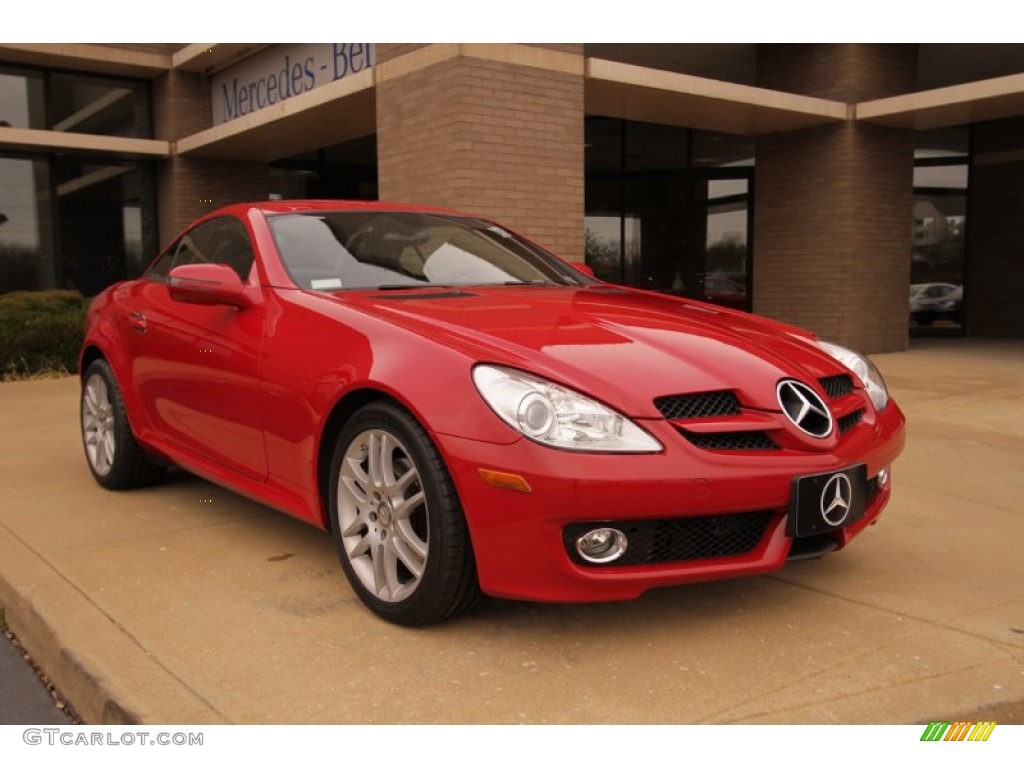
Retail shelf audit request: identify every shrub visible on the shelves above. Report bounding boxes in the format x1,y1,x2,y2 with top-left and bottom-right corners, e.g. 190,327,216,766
0,290,90,379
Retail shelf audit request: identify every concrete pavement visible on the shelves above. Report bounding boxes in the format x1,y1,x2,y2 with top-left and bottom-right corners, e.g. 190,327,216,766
0,338,1022,724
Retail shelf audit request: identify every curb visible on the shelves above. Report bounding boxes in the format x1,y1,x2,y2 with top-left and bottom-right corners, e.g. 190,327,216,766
0,522,227,724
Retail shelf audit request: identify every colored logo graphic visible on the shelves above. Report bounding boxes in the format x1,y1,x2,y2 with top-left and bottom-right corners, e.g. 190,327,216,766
920,721,996,741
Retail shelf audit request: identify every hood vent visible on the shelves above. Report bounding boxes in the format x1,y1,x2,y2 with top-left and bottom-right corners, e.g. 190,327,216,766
654,391,740,420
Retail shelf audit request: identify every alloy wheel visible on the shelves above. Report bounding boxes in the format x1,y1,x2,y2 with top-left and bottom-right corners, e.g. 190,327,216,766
336,428,429,602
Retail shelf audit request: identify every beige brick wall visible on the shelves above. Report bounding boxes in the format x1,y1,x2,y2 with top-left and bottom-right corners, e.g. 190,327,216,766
156,159,269,247
754,123,914,352
757,44,918,101
376,48,585,261
966,118,1024,338
754,44,916,353
152,69,268,243
153,70,210,141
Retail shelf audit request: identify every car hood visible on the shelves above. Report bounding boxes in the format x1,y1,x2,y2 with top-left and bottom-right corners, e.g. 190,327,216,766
337,285,851,418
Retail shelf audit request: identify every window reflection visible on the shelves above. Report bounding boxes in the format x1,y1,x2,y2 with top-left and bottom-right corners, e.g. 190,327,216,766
0,67,44,129
0,156,55,291
584,117,752,310
48,73,151,138
911,128,969,334
53,158,158,295
0,67,156,295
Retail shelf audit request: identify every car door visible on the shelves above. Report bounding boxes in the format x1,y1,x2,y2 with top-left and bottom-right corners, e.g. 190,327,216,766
124,216,268,480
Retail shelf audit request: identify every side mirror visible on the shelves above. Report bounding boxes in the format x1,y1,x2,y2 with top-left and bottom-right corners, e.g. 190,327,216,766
168,263,253,308
574,262,596,278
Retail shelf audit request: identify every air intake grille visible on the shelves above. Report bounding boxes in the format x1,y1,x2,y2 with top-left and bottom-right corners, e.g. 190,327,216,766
837,409,864,433
564,510,773,567
819,374,854,399
866,475,880,505
682,430,779,451
654,391,740,420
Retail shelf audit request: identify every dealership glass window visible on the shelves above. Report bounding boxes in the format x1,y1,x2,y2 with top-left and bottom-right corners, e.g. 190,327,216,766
0,154,156,295
0,155,56,291
911,128,969,333
47,72,151,138
52,157,158,295
270,135,378,200
584,117,753,309
0,67,45,129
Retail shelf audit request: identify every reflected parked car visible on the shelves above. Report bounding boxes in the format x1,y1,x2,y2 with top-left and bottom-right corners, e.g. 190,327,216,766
79,201,905,625
702,275,747,311
910,282,962,325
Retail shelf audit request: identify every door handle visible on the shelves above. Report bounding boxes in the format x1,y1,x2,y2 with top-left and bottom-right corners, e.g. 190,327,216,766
129,311,148,334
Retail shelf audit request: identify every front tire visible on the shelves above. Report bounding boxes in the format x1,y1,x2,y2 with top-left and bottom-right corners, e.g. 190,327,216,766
80,359,165,489
329,401,480,626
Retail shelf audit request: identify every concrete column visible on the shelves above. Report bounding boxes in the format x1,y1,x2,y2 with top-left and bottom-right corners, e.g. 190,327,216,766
754,45,917,353
152,70,268,244
375,44,584,261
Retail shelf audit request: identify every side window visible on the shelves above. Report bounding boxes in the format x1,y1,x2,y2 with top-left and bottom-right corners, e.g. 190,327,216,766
145,242,179,281
146,217,255,282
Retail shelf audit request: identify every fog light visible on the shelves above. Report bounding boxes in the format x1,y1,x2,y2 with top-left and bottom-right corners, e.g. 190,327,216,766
877,467,890,488
576,527,628,564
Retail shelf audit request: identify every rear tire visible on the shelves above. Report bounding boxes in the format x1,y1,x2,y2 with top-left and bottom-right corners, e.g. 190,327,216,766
80,359,166,489
329,401,480,626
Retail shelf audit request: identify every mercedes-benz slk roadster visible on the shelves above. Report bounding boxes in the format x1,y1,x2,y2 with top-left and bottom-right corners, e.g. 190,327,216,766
80,201,905,625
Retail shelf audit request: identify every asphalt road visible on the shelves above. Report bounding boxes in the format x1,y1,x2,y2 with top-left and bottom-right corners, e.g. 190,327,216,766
0,630,72,725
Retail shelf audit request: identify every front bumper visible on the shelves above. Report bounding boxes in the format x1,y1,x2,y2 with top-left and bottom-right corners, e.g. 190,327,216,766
435,401,906,603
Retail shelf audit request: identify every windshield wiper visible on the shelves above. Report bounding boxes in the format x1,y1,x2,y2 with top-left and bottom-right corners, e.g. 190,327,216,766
372,283,448,291
502,280,557,286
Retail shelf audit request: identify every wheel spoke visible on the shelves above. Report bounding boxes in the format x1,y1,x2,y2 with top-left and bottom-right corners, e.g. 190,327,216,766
340,474,368,505
346,529,371,558
83,386,98,415
94,435,108,472
102,432,115,467
372,539,389,597
379,433,398,487
393,521,427,573
340,509,364,538
392,490,424,520
93,378,108,409
344,455,369,489
366,432,383,487
391,467,417,495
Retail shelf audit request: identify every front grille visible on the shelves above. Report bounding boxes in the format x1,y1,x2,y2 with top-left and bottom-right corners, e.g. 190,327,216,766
654,391,740,420
837,409,864,433
682,430,779,451
564,510,773,567
819,374,854,399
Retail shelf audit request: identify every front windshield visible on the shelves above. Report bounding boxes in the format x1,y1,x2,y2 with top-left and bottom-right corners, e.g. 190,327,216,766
267,211,586,291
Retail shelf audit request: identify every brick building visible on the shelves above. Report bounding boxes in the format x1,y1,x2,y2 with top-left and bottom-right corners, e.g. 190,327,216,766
1,43,1022,352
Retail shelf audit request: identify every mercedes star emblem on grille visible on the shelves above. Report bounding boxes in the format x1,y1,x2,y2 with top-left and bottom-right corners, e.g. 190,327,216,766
776,379,833,438
820,473,853,526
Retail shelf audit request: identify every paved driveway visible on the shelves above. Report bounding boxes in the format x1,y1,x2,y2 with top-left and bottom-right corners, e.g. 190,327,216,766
0,339,1021,724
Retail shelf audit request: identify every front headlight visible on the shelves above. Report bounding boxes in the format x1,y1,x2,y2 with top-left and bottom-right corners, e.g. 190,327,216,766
472,365,662,453
816,340,890,411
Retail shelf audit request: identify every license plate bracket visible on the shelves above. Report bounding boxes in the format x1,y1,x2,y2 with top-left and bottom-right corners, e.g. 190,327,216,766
787,464,868,538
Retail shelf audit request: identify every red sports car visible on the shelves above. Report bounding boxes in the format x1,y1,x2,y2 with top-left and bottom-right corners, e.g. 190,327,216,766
80,201,905,625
